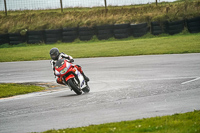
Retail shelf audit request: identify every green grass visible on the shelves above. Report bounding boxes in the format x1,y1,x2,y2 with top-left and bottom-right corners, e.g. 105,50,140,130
0,32,200,62
0,0,199,34
42,110,200,133
0,83,45,98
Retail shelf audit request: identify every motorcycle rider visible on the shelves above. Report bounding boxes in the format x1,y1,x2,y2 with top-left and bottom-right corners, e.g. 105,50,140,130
49,47,89,85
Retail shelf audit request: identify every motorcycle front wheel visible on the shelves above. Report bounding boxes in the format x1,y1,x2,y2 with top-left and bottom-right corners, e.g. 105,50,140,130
82,85,90,93
67,79,82,95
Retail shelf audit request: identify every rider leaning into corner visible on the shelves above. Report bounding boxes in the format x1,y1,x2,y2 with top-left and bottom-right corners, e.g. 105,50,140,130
49,47,89,85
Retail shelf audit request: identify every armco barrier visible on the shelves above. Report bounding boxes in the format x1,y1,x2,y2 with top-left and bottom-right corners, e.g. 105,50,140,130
62,27,78,42
0,16,199,45
131,23,149,37
186,17,200,33
114,23,131,39
27,30,44,44
96,25,114,40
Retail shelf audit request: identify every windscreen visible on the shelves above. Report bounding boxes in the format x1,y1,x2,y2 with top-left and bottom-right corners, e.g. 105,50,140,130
55,59,65,68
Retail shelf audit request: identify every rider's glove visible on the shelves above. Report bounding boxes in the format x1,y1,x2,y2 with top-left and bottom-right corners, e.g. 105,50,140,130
69,59,74,63
50,60,54,65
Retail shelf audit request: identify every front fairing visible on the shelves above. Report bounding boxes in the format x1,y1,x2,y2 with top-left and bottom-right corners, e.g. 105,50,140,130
55,59,72,76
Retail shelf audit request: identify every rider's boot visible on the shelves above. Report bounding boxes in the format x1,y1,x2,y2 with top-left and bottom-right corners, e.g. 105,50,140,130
81,72,90,82
75,65,89,82
57,77,65,85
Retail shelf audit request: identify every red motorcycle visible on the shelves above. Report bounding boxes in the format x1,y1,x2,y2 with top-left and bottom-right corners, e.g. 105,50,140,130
54,59,90,95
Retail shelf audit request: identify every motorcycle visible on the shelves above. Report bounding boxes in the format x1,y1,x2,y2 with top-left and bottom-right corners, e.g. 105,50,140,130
54,59,90,95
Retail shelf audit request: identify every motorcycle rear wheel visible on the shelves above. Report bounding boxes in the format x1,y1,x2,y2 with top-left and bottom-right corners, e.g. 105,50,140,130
67,79,82,95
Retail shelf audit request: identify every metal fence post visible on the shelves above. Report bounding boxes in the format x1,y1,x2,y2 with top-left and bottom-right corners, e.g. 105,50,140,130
104,0,108,13
60,0,63,13
4,0,7,16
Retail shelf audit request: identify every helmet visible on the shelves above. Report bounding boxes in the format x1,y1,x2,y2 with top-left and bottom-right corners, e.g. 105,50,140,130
49,48,60,60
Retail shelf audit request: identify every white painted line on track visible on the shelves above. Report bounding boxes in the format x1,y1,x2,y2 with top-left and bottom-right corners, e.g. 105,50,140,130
181,77,200,85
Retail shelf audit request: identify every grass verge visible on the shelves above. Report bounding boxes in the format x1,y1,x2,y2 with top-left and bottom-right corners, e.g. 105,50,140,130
0,32,200,62
42,110,200,133
0,83,45,98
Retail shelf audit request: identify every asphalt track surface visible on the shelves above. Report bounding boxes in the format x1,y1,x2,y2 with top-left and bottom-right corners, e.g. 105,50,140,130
0,54,200,133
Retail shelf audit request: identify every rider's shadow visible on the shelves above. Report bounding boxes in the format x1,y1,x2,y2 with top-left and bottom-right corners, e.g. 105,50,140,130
58,92,89,98
58,94,78,97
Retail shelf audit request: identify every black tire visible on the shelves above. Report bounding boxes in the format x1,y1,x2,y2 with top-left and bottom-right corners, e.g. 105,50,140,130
186,17,200,23
63,27,78,32
9,33,26,44
27,30,44,35
45,29,62,41
96,25,113,40
168,29,183,35
63,31,78,36
114,33,129,39
9,41,23,45
113,24,131,39
96,25,114,30
188,26,200,33
168,24,184,30
133,32,147,37
131,23,148,29
45,34,62,38
186,17,200,33
164,20,185,34
45,29,62,34
98,29,113,35
97,34,113,40
131,23,148,37
82,85,90,93
62,27,78,42
78,27,95,41
187,21,200,27
45,38,59,44
28,35,44,40
167,20,185,26
9,36,22,41
67,79,82,95
114,28,131,34
45,29,62,44
79,35,93,41
62,35,77,42
62,39,75,42
27,30,44,44
151,21,160,26
114,23,130,29
151,30,163,35
79,30,95,36
9,34,26,42
152,25,162,31
9,33,21,37
27,40,43,44
132,27,148,33
151,21,163,35
78,27,93,31
0,34,9,45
